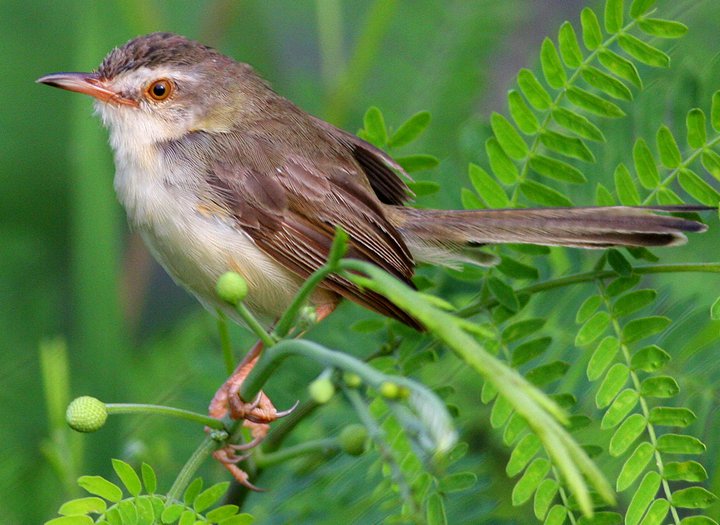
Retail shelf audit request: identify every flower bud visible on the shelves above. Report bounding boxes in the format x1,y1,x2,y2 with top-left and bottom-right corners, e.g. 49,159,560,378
339,424,368,456
66,396,107,432
216,272,248,305
379,381,400,399
343,372,362,388
308,377,335,404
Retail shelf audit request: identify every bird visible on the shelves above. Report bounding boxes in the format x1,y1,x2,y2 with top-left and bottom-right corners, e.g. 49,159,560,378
38,32,710,488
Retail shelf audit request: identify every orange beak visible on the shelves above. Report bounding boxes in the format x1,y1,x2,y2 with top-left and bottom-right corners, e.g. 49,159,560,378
36,72,138,107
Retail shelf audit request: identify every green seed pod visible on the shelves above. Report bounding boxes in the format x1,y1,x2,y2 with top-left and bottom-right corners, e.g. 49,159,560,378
66,396,108,432
343,372,363,388
339,424,368,456
379,381,401,399
216,272,249,305
308,377,335,404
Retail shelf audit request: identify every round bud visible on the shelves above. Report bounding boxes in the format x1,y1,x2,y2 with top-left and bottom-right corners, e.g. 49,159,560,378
216,272,248,305
343,372,363,388
379,381,401,399
339,424,368,456
308,377,335,404
66,396,108,433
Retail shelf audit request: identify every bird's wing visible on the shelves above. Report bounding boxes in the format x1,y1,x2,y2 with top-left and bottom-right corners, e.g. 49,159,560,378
203,143,420,328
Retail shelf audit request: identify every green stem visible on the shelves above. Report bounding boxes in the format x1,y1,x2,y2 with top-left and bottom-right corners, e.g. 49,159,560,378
216,311,235,375
273,264,337,338
461,262,720,316
255,438,339,468
166,436,217,502
105,403,225,430
235,302,276,348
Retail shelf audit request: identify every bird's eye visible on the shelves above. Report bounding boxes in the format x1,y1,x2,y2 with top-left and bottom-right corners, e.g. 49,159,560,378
146,79,173,101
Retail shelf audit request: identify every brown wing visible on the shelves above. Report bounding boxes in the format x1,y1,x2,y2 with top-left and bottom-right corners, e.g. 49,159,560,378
203,139,421,328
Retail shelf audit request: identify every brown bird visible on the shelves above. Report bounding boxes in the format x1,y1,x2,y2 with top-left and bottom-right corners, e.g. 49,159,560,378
38,32,710,488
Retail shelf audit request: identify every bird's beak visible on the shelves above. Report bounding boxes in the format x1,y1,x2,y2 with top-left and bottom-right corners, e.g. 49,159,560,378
36,72,138,107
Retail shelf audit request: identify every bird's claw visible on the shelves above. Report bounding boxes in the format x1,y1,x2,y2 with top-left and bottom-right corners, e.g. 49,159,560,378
212,447,265,492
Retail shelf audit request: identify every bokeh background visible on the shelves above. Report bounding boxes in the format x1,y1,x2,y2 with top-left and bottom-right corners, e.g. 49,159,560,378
2,1,719,523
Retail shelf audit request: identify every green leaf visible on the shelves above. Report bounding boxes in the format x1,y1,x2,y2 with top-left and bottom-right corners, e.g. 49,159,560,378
496,256,539,280
616,442,654,491
567,86,625,117
529,155,587,183
507,434,542,476
194,481,230,512
488,276,519,311
141,463,157,494
618,34,670,68
604,0,623,33
511,458,551,506
461,188,484,210
218,513,254,525
712,91,720,132
111,459,142,497
678,518,719,525
540,38,567,89
363,106,387,146
468,164,510,208
622,316,671,343
640,376,680,398
664,461,708,482
426,492,447,525
351,318,385,333
183,477,203,506
59,497,107,516
679,168,720,206
587,336,620,381
540,130,595,162
656,433,706,454
517,69,552,110
490,394,513,427
596,363,629,408
77,476,123,503
160,503,184,523
630,0,656,17
206,505,241,522
639,499,670,525
581,7,603,50
649,407,696,427
701,150,720,182
526,361,570,386
503,413,529,445
491,112,529,159
508,90,540,134
614,289,656,318
631,345,670,372
558,22,583,67
614,163,641,205
503,318,545,342
388,111,431,148
581,66,632,101
408,180,441,197
46,517,94,525
534,478,558,520
657,188,685,205
633,138,660,189
626,471,662,525
712,296,720,320
576,311,610,346
520,179,574,207
606,274,640,297
552,108,606,142
178,509,195,525
601,388,639,429
438,472,477,493
607,249,632,276
656,126,682,168
596,183,616,206
577,512,622,525
609,413,646,457
544,505,568,525
396,154,439,173
671,487,718,509
577,295,603,323
486,137,519,184
598,49,642,88
481,381,498,403
512,337,552,366
686,108,707,149
638,18,688,38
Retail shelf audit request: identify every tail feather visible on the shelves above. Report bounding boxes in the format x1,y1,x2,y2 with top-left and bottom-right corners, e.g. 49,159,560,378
391,205,710,265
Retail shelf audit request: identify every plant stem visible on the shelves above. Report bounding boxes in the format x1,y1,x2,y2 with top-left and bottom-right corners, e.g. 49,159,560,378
255,438,339,468
166,436,218,502
235,302,276,348
105,403,225,430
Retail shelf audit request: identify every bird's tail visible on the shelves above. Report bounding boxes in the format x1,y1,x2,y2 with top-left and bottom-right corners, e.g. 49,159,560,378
391,205,710,266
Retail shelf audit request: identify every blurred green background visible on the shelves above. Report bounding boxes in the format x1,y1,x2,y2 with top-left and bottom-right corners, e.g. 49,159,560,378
2,0,719,523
